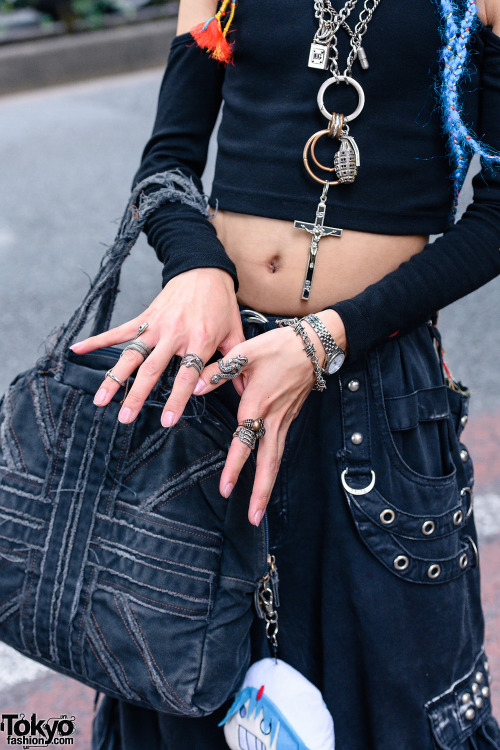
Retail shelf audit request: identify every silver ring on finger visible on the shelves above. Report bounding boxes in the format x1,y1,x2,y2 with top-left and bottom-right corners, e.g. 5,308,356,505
233,425,257,450
211,355,249,384
134,322,150,339
105,368,126,387
180,353,205,375
239,418,266,439
121,340,153,360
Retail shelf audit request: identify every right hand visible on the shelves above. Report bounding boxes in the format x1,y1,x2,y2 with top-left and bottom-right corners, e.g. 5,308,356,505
69,267,244,427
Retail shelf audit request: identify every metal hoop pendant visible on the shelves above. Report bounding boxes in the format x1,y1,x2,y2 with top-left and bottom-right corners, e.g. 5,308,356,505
317,75,365,123
310,130,337,173
303,129,341,186
341,469,376,496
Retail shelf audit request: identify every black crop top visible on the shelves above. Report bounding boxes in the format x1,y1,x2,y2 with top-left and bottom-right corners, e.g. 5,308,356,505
132,1,500,363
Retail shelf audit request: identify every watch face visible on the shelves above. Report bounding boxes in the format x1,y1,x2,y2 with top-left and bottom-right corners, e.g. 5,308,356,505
327,351,345,374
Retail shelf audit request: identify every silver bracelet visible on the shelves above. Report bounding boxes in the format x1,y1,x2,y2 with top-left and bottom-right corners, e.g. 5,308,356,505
277,317,327,391
301,313,345,375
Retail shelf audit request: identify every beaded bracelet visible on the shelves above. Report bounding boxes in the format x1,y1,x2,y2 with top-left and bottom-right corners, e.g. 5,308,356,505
277,317,327,391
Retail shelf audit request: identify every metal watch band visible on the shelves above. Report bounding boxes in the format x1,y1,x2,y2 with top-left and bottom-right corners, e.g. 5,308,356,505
302,313,345,373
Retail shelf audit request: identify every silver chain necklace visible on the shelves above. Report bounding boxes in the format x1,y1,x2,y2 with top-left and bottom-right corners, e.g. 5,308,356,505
310,0,381,74
293,0,381,300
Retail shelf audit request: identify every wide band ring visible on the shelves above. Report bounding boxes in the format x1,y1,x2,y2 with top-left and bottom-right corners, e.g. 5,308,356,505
105,369,126,387
211,355,249,384
239,418,266,439
233,426,257,450
134,322,150,339
180,353,205,375
121,340,153,360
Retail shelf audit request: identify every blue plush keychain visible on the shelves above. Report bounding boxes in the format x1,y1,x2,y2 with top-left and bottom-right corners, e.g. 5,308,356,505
220,659,335,749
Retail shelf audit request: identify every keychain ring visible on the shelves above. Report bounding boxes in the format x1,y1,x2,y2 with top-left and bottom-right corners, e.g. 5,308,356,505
303,130,341,185
317,75,365,122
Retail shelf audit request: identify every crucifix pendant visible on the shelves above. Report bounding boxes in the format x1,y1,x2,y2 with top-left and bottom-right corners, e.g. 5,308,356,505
294,184,343,300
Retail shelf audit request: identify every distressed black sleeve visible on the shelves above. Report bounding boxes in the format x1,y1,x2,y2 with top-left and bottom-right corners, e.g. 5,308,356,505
131,32,239,290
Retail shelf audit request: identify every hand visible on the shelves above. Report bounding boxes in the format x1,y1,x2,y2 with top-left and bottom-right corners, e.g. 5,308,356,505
69,268,243,426
194,310,346,527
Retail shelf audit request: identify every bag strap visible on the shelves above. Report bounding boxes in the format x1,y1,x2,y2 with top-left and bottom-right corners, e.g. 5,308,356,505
40,170,212,379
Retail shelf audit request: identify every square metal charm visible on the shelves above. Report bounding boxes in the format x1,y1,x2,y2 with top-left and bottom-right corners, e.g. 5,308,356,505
308,43,330,70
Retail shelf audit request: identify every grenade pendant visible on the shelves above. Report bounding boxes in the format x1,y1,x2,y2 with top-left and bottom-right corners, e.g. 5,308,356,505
334,135,360,184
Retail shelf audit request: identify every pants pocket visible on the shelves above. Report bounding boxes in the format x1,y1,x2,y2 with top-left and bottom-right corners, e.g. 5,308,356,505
339,324,479,585
425,650,500,750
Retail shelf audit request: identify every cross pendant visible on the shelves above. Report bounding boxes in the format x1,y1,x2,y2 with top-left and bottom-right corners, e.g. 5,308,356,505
294,184,343,300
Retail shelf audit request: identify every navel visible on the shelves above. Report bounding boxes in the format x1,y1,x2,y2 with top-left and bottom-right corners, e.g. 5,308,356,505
266,255,281,274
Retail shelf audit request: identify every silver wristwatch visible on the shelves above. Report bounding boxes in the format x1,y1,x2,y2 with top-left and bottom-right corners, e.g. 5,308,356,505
302,313,345,375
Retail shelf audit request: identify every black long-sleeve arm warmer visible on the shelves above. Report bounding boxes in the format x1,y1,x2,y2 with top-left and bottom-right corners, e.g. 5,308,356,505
131,32,239,290
328,26,500,363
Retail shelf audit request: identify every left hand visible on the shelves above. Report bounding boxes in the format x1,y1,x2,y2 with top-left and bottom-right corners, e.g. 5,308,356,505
193,311,346,527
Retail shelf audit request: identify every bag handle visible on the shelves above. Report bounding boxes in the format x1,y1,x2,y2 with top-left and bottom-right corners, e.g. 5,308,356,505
41,171,211,379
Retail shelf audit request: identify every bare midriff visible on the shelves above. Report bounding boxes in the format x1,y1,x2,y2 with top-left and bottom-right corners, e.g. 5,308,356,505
211,209,429,317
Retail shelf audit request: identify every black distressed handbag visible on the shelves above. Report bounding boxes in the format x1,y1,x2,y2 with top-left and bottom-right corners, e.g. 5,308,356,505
0,174,277,717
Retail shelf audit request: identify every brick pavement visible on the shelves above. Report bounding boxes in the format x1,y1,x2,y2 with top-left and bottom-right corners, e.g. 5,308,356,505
466,410,500,493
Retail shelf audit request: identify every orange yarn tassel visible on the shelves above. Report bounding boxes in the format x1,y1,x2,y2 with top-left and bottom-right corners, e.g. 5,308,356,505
190,0,237,64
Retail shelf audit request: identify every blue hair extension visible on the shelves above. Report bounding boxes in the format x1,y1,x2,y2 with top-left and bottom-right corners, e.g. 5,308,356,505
438,0,500,219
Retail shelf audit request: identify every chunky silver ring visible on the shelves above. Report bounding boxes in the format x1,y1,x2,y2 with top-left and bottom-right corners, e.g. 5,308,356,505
120,340,153,360
105,369,126,387
317,75,365,123
181,353,205,375
211,355,249,384
134,322,150,339
239,418,266,439
233,426,257,450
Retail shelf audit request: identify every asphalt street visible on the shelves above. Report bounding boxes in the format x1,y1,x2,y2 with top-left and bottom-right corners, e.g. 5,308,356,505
0,70,499,738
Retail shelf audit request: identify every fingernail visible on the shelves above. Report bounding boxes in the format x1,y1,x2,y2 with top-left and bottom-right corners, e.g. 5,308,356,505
253,510,264,527
69,342,83,351
93,388,108,406
161,411,175,428
193,379,205,395
118,407,133,424
223,483,234,498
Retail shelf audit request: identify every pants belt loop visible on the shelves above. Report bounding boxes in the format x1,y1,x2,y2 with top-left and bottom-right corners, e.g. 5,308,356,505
338,360,375,495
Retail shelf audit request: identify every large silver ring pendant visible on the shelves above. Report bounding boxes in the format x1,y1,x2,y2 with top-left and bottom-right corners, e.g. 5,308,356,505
317,75,365,123
341,468,376,496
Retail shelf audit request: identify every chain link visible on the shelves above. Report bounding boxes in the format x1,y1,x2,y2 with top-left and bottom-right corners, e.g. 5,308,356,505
313,0,381,77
